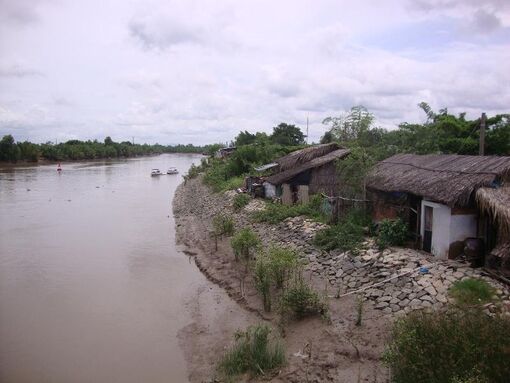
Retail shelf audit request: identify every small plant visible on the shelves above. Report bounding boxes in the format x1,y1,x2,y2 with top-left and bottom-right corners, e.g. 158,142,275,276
231,228,261,263
254,254,272,312
212,214,235,237
376,218,408,249
313,208,369,253
267,245,299,289
448,278,497,307
217,324,286,380
355,294,363,326
280,275,328,319
252,195,326,224
383,307,510,383
233,193,251,210
313,221,364,253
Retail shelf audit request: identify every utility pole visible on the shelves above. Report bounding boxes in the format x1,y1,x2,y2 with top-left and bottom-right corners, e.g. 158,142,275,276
306,116,309,144
479,112,486,156
132,136,135,145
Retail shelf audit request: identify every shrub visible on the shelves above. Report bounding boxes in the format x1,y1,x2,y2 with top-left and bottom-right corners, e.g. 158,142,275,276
448,278,497,307
266,245,299,288
280,276,328,319
233,193,251,210
218,324,286,379
313,220,364,253
254,254,272,312
383,308,510,383
376,218,408,249
313,208,369,253
212,214,235,237
252,195,326,224
231,228,261,263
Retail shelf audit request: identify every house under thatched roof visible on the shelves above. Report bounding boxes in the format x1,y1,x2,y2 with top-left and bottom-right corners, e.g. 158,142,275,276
477,186,510,236
275,143,341,172
367,154,510,207
266,147,350,185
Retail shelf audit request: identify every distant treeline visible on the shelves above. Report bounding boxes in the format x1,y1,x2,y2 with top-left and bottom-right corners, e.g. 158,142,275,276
0,135,221,163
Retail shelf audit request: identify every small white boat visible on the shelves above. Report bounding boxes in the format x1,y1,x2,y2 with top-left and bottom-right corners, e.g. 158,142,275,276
167,167,179,175
151,169,162,176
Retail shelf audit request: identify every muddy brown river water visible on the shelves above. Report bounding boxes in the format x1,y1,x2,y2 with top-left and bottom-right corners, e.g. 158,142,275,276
0,154,205,383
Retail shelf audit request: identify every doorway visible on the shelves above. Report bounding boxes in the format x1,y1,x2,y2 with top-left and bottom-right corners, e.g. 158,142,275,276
423,206,433,253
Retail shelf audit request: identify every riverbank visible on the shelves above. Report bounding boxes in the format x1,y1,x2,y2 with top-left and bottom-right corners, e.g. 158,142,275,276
174,176,510,382
173,176,393,382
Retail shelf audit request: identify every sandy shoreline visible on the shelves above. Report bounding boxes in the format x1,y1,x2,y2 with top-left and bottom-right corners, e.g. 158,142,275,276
173,176,391,382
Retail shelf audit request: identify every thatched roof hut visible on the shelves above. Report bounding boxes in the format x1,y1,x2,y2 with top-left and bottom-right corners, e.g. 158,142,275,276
366,154,510,207
477,186,510,236
267,146,350,185
275,143,341,172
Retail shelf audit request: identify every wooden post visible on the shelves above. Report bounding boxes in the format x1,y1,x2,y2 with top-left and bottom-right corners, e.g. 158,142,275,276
479,112,486,156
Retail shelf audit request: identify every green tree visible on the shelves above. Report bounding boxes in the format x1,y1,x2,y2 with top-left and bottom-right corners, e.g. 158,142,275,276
0,135,20,162
235,130,257,146
270,123,305,146
104,136,113,146
323,105,374,143
320,131,334,144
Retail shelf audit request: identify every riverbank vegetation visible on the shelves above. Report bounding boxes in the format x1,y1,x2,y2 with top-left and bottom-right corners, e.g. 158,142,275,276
384,306,510,383
252,195,326,224
383,276,510,383
0,134,220,163
217,324,286,381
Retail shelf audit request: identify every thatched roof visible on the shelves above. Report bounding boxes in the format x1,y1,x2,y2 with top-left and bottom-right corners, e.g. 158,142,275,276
476,186,510,237
275,143,340,172
367,154,510,207
266,148,350,185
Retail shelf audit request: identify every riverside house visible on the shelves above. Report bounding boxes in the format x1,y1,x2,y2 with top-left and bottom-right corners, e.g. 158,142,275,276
261,143,350,205
366,154,510,268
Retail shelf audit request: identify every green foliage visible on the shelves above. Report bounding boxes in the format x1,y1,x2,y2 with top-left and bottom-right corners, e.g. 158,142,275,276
212,214,235,237
0,135,20,162
313,221,364,253
270,123,306,146
383,308,510,383
231,228,260,262
376,218,408,250
0,134,214,163
233,193,251,210
218,324,285,380
235,130,257,146
323,105,374,143
448,278,497,307
313,210,368,253
280,276,328,319
254,254,272,312
266,245,299,289
252,195,325,224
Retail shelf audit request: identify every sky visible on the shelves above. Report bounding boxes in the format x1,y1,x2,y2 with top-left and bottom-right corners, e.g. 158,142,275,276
0,0,509,145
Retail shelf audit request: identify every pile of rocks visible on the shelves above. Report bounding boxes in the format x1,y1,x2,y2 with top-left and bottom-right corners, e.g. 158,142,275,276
307,242,510,315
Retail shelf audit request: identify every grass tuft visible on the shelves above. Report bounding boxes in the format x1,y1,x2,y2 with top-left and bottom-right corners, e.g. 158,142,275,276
383,307,510,383
218,324,286,380
448,278,497,307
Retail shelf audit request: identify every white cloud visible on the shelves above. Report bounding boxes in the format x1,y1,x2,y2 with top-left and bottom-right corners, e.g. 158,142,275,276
0,0,509,144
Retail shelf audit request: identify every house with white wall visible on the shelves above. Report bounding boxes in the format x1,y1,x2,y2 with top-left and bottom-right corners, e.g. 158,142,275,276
366,154,510,260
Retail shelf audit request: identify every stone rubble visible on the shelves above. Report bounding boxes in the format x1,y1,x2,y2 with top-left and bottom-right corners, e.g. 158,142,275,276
249,216,510,316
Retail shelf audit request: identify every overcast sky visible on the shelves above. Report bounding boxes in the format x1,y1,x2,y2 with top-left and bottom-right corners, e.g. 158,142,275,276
1,0,509,145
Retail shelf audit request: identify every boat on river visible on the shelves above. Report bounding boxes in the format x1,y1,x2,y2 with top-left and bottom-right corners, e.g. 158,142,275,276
151,169,162,176
167,167,179,175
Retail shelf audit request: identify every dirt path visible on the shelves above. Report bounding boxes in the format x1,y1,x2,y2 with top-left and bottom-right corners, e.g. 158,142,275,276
173,177,391,382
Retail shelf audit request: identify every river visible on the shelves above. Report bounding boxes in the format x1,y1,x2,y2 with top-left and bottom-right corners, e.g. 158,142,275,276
0,154,205,383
